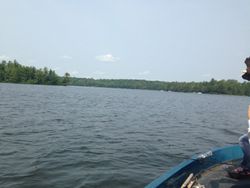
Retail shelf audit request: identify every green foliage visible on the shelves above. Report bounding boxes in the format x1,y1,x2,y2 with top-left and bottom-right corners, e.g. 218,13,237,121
0,60,61,85
1,60,250,96
62,72,70,85
69,77,250,96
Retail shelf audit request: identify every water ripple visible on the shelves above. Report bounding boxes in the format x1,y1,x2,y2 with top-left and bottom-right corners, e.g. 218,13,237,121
0,83,249,188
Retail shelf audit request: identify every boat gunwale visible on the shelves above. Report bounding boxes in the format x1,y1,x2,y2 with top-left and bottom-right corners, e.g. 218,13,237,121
145,145,243,188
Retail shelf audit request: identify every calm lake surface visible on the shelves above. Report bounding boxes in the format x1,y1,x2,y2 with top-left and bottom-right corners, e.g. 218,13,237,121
0,83,249,188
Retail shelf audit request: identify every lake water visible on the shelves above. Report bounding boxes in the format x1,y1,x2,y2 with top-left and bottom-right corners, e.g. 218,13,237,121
0,83,249,188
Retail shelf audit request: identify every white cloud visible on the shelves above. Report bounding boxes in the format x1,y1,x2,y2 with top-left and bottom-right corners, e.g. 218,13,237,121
138,70,150,75
0,55,11,61
61,55,73,60
93,71,105,75
70,71,79,76
202,73,212,77
96,54,119,62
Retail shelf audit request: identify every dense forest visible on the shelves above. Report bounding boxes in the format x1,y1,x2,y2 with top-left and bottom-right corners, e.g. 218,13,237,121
0,60,70,85
1,60,250,96
70,77,250,96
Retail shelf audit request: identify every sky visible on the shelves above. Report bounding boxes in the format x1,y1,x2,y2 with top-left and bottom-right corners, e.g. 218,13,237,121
0,0,250,82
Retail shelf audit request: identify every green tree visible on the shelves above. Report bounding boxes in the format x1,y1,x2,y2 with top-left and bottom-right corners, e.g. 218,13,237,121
62,72,70,85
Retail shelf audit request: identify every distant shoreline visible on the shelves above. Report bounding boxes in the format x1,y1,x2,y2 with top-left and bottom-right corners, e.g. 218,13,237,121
1,60,250,96
68,77,250,96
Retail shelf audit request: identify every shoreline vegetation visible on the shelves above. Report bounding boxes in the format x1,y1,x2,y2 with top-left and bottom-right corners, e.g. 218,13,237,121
1,60,250,96
0,60,70,86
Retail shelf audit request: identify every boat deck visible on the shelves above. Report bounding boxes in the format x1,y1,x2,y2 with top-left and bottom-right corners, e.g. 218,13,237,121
198,160,250,188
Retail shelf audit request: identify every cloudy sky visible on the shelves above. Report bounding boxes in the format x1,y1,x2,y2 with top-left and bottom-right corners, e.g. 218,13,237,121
0,0,250,82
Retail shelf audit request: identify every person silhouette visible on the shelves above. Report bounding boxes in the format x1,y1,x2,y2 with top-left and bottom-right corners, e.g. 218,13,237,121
229,58,250,178
228,106,250,178
239,106,250,169
242,57,250,81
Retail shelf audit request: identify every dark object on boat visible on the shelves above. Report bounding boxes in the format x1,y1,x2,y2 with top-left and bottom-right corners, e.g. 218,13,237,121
145,145,250,188
228,166,250,179
242,57,250,81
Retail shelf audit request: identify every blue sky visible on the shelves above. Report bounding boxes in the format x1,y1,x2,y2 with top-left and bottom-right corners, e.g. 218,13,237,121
0,0,250,82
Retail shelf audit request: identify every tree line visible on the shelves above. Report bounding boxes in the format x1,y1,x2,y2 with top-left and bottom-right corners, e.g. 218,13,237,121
70,77,250,96
0,60,70,85
1,60,250,96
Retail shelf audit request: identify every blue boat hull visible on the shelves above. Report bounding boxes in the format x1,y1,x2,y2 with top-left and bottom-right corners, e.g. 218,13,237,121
145,145,243,188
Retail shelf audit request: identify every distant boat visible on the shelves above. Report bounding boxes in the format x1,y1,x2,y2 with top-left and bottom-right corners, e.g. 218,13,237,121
145,145,246,188
197,92,202,94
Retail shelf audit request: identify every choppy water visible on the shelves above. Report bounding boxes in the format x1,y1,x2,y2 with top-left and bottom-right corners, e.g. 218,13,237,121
0,83,249,188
